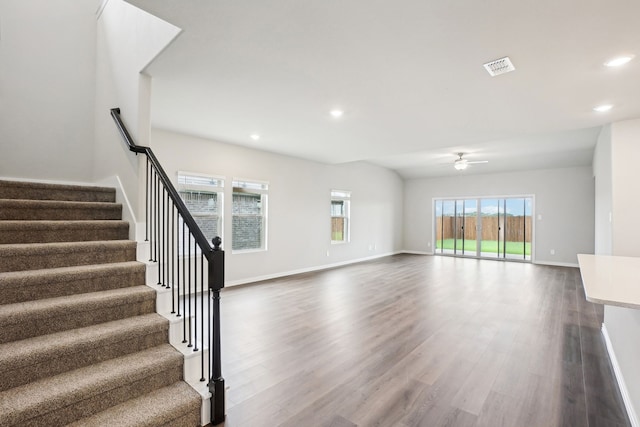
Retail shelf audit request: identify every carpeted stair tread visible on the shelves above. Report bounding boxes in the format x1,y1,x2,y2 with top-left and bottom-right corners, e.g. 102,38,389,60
0,285,156,343
0,344,185,427
0,220,129,244
0,313,169,391
0,199,122,220
0,239,137,272
67,382,202,427
0,261,145,305
0,180,115,202
0,179,204,426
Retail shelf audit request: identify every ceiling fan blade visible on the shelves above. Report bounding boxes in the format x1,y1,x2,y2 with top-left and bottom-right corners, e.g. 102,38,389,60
467,160,488,164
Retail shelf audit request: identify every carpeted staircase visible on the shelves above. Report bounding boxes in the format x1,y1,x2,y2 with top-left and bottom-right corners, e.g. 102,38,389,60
0,180,202,426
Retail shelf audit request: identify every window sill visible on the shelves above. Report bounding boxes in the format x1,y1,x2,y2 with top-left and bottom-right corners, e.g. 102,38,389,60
331,241,349,245
232,248,267,255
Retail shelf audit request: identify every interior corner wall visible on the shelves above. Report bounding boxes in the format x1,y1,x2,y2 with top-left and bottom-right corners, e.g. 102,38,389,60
593,125,612,255
150,128,404,285
93,0,180,219
0,0,96,182
604,117,640,424
610,118,640,257
403,166,595,265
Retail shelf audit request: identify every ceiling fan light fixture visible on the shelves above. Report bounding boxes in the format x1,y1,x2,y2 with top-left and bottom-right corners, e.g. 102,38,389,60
454,160,468,170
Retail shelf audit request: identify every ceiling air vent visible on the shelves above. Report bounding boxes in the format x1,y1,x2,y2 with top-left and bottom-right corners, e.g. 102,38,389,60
483,56,515,76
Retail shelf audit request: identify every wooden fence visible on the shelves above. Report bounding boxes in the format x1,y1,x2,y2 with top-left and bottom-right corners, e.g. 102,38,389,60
332,217,345,241
436,216,532,242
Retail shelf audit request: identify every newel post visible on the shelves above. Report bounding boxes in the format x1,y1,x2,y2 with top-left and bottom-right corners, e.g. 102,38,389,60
209,236,225,425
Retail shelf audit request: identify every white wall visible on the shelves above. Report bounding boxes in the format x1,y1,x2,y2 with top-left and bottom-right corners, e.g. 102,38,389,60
593,125,612,255
404,166,595,265
93,0,180,218
151,128,404,285
603,117,640,424
0,0,96,182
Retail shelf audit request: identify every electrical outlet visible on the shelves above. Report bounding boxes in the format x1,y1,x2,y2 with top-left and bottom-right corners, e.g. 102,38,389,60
550,249,555,255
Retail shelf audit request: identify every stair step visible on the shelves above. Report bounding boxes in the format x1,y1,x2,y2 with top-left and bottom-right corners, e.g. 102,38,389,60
0,199,122,220
0,180,203,426
0,344,185,427
67,382,201,427
0,180,116,202
0,220,129,244
0,240,137,272
0,313,169,392
0,261,145,305
0,286,156,343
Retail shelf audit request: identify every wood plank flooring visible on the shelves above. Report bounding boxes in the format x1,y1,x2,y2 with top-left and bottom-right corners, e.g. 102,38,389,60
218,254,630,427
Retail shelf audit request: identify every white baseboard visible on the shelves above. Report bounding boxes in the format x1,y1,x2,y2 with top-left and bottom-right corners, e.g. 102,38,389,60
225,251,402,287
401,250,433,255
601,323,640,427
532,260,579,268
0,176,96,187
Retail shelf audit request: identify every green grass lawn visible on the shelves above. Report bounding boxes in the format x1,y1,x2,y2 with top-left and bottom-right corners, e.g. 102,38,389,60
436,239,531,255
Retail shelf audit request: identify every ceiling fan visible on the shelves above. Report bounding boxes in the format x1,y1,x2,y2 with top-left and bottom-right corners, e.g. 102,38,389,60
454,152,488,170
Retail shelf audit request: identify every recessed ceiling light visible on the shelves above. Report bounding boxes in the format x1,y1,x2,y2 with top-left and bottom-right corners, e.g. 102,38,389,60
593,104,613,112
604,55,634,67
250,134,260,140
330,109,344,118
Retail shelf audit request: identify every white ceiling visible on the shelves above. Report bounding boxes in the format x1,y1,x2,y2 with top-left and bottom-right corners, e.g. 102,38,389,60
128,0,640,178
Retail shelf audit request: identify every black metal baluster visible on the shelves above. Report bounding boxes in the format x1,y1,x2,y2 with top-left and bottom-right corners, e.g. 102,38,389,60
149,168,154,262
157,182,162,284
145,157,149,242
163,190,168,287
200,252,205,381
182,221,187,343
193,244,199,353
188,232,193,348
171,203,176,314
176,209,181,317
208,286,212,384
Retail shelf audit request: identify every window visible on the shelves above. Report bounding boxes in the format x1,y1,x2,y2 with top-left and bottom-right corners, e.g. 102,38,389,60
177,172,224,245
232,179,268,251
331,190,350,243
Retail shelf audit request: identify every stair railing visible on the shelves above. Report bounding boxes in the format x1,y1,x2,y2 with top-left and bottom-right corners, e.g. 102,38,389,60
110,108,225,425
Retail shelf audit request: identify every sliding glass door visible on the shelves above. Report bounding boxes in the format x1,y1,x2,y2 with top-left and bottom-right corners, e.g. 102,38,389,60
435,196,532,261
479,198,503,258
503,198,532,260
435,200,455,255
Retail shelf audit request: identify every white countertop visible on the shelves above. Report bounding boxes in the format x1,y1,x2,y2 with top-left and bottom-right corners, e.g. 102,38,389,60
577,254,640,310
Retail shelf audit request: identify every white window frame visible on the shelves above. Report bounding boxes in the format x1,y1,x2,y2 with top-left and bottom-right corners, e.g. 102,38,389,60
231,178,269,253
331,190,351,244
